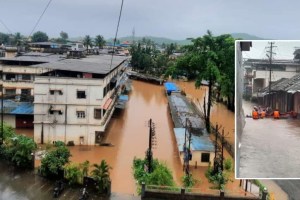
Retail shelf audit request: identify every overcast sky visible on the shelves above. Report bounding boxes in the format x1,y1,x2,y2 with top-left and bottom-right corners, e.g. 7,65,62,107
1,0,300,40
243,41,300,60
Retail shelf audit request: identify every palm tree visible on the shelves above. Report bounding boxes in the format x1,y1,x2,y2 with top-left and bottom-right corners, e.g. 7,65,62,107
83,35,92,53
91,160,112,193
95,35,106,49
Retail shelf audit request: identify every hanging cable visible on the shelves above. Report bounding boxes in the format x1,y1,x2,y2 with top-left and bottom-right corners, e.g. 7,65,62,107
0,19,12,34
28,0,53,38
109,0,125,71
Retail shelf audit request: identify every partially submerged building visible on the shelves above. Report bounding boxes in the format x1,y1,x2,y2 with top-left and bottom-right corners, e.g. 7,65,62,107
259,73,300,114
33,55,128,145
174,128,214,167
0,100,33,128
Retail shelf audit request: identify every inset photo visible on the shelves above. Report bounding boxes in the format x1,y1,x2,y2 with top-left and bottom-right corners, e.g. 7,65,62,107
236,40,300,179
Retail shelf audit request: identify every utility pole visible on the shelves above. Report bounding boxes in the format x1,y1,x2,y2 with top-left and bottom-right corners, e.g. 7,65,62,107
146,118,156,173
266,42,276,106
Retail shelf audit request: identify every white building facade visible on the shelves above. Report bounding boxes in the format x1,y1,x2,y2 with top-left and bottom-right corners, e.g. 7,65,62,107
33,56,128,145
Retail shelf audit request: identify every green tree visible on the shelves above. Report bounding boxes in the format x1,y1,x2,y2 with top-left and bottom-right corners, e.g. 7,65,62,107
31,31,48,42
0,32,9,45
14,32,22,46
171,30,235,131
83,35,92,52
91,160,112,193
40,145,71,178
60,31,68,40
64,163,82,185
95,35,105,49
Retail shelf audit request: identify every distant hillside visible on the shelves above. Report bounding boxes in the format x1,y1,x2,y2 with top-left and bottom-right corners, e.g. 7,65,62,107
108,36,192,46
70,33,264,45
230,33,264,40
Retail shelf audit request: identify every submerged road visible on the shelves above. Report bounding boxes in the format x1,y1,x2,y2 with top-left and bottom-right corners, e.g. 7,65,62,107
239,100,300,178
275,180,300,200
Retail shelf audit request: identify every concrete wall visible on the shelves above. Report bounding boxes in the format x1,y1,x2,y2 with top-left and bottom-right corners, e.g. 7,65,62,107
293,92,300,114
179,151,214,167
0,115,16,128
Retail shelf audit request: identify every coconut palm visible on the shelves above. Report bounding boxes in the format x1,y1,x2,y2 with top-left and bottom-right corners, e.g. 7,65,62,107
94,35,106,49
83,35,92,53
91,160,112,193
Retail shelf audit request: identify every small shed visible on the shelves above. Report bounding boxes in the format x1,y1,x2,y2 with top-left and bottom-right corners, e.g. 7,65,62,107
174,128,214,167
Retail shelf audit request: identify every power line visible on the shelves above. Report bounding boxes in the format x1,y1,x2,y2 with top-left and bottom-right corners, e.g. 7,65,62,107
28,0,53,38
0,19,12,34
109,0,125,71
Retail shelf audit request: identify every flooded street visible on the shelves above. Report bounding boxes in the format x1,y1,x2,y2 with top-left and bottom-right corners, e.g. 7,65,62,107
69,80,183,195
239,100,300,178
0,80,240,199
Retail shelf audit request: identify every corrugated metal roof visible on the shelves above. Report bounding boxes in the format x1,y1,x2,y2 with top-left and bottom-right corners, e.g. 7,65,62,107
174,128,214,152
261,74,300,94
33,55,128,75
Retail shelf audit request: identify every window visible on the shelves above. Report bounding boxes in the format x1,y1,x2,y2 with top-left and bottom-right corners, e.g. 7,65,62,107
5,88,16,95
21,74,31,80
94,109,102,119
50,89,63,95
77,90,86,99
201,153,210,163
76,111,85,118
6,74,16,81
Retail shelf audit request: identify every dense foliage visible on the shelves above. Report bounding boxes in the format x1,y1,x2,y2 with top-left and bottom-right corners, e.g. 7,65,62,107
40,144,71,178
91,160,112,193
31,31,49,42
64,160,90,185
205,165,230,190
133,157,175,193
0,123,36,168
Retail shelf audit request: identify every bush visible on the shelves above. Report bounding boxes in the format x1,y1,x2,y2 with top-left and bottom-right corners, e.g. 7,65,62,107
0,124,37,168
182,174,198,188
64,163,82,185
40,146,71,178
132,157,176,194
206,167,230,190
224,158,233,171
54,141,65,147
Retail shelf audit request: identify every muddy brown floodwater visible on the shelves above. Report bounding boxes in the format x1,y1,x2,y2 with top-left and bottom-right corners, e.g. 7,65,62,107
69,80,183,195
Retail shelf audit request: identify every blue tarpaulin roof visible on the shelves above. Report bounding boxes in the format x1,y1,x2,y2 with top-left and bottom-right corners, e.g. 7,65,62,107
0,100,33,115
164,82,179,92
119,95,129,101
174,128,214,152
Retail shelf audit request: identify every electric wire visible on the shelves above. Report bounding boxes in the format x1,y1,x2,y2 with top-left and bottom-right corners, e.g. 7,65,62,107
0,19,12,34
28,0,53,38
109,0,125,71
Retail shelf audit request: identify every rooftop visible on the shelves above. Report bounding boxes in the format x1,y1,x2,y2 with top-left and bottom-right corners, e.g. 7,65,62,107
34,55,128,75
0,52,64,63
261,74,300,94
174,128,214,152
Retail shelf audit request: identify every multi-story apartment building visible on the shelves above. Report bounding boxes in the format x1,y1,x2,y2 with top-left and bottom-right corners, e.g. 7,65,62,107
33,55,128,145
